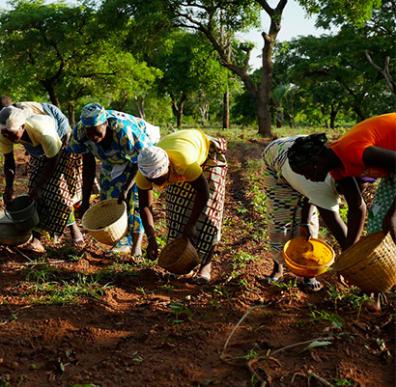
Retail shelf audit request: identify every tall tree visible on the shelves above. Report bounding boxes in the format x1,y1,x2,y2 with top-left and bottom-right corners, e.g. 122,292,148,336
154,31,228,128
0,0,160,122
166,0,281,136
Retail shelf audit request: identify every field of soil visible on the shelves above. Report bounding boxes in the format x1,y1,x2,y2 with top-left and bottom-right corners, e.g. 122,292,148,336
0,134,394,386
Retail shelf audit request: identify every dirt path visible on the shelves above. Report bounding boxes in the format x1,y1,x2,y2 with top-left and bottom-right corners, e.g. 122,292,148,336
0,140,394,386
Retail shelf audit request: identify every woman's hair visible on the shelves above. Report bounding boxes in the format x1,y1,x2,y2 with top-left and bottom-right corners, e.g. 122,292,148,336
288,133,328,168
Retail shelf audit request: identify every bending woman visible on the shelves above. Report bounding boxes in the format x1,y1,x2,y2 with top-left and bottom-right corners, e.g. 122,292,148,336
288,113,396,245
136,129,227,284
0,104,83,251
67,103,154,256
262,136,352,291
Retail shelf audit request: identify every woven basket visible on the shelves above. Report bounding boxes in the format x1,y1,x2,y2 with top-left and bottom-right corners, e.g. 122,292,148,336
0,211,32,246
82,199,128,245
158,237,200,274
332,232,396,293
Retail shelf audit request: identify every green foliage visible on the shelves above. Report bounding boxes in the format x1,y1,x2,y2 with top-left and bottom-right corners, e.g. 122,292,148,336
153,30,230,126
271,278,298,290
227,250,259,281
168,301,192,324
326,285,371,311
0,0,161,120
309,308,344,329
334,379,354,386
299,0,382,28
273,1,396,126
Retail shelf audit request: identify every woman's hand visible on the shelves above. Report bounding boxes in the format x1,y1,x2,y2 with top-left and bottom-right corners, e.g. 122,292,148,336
147,236,159,260
182,224,198,241
299,224,312,240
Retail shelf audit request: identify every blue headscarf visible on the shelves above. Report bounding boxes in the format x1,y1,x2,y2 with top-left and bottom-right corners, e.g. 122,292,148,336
80,103,108,127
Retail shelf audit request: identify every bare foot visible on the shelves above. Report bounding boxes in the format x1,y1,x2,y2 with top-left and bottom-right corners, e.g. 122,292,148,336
21,237,45,253
197,262,211,282
131,232,144,257
68,223,85,248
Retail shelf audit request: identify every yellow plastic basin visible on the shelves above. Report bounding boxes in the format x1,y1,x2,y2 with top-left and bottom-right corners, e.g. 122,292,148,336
283,237,335,278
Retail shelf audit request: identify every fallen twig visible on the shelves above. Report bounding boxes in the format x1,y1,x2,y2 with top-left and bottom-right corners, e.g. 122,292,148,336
271,336,334,357
221,302,276,360
12,247,34,262
308,371,335,387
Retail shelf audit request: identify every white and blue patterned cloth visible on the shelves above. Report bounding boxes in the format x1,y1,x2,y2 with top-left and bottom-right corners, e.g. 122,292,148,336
66,109,153,238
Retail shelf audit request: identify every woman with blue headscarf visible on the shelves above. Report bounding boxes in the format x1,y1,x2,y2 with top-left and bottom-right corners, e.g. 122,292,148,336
67,103,155,256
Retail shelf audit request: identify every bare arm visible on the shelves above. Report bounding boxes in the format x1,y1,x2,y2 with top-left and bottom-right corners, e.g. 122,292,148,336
118,163,138,204
138,188,158,260
318,207,348,250
183,173,210,239
299,197,315,239
336,177,366,248
78,153,96,215
363,146,396,173
3,152,16,204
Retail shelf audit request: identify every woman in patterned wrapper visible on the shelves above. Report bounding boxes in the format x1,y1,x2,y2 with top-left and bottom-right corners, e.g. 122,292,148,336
136,129,227,284
0,104,84,251
66,103,158,257
261,135,362,291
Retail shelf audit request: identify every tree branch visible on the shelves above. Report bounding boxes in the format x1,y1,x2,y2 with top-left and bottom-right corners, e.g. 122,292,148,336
255,0,274,16
365,50,396,95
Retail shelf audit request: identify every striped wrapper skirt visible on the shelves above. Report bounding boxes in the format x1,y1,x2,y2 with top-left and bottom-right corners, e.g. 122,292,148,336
165,137,227,264
28,150,82,236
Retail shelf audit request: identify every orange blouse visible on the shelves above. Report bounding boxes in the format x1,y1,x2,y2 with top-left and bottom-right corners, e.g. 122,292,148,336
330,113,396,180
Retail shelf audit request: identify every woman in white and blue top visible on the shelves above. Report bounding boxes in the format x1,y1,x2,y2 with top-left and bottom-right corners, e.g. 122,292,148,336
262,136,349,291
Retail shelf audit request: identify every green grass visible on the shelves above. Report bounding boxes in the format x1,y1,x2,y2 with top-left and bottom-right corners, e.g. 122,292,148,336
45,245,85,262
334,379,354,386
326,285,371,311
309,308,343,329
168,301,192,324
26,273,110,305
230,251,258,280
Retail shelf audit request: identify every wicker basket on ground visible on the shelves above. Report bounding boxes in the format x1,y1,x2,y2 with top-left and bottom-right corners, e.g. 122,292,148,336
158,237,200,274
332,232,396,293
82,199,128,245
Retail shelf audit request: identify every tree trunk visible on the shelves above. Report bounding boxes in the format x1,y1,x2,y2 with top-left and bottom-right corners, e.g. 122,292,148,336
67,102,76,128
176,107,183,128
137,96,145,118
352,103,366,121
330,105,337,129
222,89,230,129
256,82,272,137
171,93,186,129
256,0,287,137
42,81,60,107
171,100,184,128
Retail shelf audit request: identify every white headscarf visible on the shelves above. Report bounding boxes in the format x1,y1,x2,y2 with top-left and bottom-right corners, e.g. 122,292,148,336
138,146,169,179
0,106,29,132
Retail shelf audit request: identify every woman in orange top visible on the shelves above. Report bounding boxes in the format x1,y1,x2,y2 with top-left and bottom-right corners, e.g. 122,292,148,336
287,113,396,246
